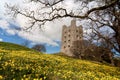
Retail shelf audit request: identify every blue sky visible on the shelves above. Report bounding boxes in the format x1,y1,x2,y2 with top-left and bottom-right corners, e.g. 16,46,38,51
0,22,61,53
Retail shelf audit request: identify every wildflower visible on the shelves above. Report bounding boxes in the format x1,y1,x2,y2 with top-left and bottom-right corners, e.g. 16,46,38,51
0,75,3,79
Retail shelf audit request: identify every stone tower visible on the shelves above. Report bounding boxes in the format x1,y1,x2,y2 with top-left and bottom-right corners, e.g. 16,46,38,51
61,19,83,56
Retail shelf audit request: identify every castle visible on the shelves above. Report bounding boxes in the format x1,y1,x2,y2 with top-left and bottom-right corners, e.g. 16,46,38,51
61,19,83,56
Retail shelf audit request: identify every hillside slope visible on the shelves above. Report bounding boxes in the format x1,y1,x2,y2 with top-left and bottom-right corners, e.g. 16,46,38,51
0,42,31,51
0,42,120,80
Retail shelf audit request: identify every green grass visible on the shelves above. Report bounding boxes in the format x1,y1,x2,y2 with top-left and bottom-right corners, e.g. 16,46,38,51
0,42,120,80
0,42,31,51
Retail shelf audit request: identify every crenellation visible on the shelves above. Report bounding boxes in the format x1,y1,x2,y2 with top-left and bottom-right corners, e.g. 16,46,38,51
71,20,76,27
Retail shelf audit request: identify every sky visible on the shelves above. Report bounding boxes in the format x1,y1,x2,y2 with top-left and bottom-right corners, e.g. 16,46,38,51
0,0,102,53
0,0,77,53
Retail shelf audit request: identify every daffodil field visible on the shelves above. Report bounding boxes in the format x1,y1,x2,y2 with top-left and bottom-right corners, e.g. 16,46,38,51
0,42,120,80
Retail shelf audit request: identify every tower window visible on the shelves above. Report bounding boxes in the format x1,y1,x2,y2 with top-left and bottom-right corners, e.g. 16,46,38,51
68,40,70,42
68,35,70,37
79,31,82,34
64,41,66,43
76,35,79,38
68,45,70,47
76,30,78,32
64,46,66,48
80,37,82,39
64,36,66,38
69,29,71,32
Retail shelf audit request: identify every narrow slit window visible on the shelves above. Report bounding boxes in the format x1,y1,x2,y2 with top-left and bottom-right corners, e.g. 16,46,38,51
64,41,66,43
76,35,79,38
68,45,70,47
64,36,66,38
68,35,70,37
69,29,71,32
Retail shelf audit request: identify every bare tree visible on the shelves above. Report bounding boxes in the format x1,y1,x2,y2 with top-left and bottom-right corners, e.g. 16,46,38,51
5,0,120,53
32,44,46,52
70,39,114,64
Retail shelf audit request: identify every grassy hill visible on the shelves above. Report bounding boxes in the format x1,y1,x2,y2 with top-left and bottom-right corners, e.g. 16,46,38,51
0,42,120,80
0,42,31,51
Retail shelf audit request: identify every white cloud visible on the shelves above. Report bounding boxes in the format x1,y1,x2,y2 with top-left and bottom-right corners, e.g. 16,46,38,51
0,38,3,42
6,29,16,35
14,6,73,46
15,18,72,46
44,19,69,41
17,30,58,46
0,0,62,46
0,20,10,29
0,19,17,35
0,0,23,19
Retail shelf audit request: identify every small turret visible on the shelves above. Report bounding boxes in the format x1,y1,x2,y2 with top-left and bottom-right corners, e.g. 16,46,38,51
71,19,76,27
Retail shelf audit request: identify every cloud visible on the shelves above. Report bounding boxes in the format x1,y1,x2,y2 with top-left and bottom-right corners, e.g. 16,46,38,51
17,30,59,46
0,19,16,35
0,38,3,42
0,18,72,46
0,19,60,46
0,16,71,46
15,11,72,46
15,18,72,46
0,20,10,29
6,29,16,35
44,19,70,41
0,0,64,46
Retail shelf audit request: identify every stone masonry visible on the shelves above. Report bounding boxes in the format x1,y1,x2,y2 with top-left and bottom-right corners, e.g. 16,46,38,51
61,19,83,56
